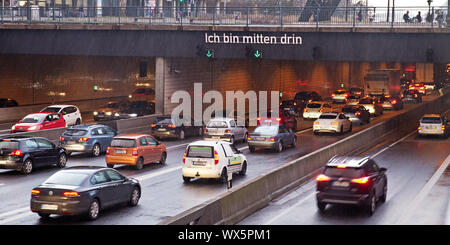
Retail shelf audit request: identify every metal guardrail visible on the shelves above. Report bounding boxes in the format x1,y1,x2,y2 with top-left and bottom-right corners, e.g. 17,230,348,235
0,6,447,28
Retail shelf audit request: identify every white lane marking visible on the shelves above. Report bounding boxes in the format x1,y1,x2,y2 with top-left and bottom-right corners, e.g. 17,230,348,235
264,192,316,225
166,143,190,150
296,128,313,135
134,166,182,182
0,207,29,219
238,146,248,151
0,183,5,187
396,153,450,225
370,130,417,159
0,211,33,225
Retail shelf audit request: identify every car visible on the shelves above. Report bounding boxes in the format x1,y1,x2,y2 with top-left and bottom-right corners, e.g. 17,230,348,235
349,87,364,97
423,82,436,93
0,136,67,174
408,82,426,95
331,89,349,103
181,140,247,183
203,118,248,144
346,95,361,106
11,112,66,133
151,116,203,140
316,156,388,215
293,91,322,115
41,105,82,126
210,110,249,127
280,100,296,115
342,105,370,125
105,134,167,170
418,114,449,138
93,100,128,121
401,89,422,103
60,124,119,157
129,87,155,101
0,98,18,107
30,166,141,220
247,124,297,152
379,95,403,110
313,112,352,135
303,101,333,120
116,101,155,119
257,109,297,131
358,97,384,116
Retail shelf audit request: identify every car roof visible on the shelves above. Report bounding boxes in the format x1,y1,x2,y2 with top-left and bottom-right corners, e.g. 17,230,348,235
59,166,109,174
308,101,325,104
209,117,234,121
68,124,104,129
320,112,338,116
422,114,441,118
326,156,371,168
188,140,227,147
114,134,149,139
44,105,78,108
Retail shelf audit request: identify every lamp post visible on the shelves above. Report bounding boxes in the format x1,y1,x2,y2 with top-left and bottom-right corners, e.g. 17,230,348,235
427,0,432,14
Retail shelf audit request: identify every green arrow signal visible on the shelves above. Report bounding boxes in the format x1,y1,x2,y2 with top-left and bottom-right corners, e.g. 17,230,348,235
206,50,212,58
254,50,261,58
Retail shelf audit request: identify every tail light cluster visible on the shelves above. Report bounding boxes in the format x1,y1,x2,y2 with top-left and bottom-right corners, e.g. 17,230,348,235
214,151,219,165
31,189,40,195
59,136,65,141
168,124,176,128
106,146,110,155
78,137,90,143
182,149,187,163
132,148,138,156
10,150,23,157
63,191,80,197
225,129,231,133
316,174,370,184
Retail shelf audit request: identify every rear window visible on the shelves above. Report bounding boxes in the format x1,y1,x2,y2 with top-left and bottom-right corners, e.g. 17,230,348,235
334,90,347,94
20,114,45,123
324,167,364,178
319,114,337,119
342,107,357,113
253,125,279,136
0,140,19,150
307,103,321,108
111,139,136,148
41,107,61,113
207,121,228,128
44,172,89,186
359,99,373,104
186,146,214,158
63,129,88,136
421,117,442,124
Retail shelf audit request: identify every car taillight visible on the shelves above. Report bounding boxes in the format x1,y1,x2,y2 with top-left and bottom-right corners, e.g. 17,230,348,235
225,129,231,133
337,165,347,169
351,177,370,184
214,150,219,164
168,124,176,128
204,128,208,133
182,149,187,164
269,137,276,142
355,112,360,116
247,136,252,141
276,118,281,121
132,148,138,156
31,189,40,195
78,137,90,143
331,122,339,125
10,150,23,157
314,121,319,125
441,126,445,130
106,146,110,155
151,124,156,128
332,93,336,97
59,136,65,141
414,94,418,98
392,100,397,104
344,93,349,97
63,191,80,197
257,117,261,121
316,174,331,182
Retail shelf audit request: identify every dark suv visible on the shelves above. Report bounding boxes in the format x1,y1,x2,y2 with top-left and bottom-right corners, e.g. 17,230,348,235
0,136,67,174
316,156,387,215
293,91,322,116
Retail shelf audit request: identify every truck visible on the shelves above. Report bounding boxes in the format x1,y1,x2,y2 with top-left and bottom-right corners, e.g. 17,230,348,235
364,70,401,96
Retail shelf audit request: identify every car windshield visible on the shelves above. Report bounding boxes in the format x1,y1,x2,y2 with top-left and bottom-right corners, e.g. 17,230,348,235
207,121,228,128
334,90,346,94
106,103,120,109
111,139,136,148
253,125,278,136
342,107,357,113
307,103,322,108
294,92,310,100
41,107,61,113
319,114,337,119
20,114,45,123
421,117,442,124
186,146,213,158
43,172,89,186
63,129,88,136
158,119,173,124
0,140,19,150
324,167,364,178
359,99,373,104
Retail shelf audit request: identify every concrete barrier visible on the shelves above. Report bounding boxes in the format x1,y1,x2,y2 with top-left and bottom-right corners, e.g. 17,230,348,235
114,114,163,134
160,92,450,225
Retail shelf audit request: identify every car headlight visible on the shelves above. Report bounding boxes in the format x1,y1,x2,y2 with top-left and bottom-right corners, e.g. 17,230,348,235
106,112,112,116
129,113,137,117
114,113,120,117
11,125,16,130
93,111,98,116
28,126,37,131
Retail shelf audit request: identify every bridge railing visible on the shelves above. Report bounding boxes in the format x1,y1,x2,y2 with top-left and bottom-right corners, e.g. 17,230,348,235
0,6,447,28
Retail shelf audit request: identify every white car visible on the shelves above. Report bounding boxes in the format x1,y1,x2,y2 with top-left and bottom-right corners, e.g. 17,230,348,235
313,112,352,135
332,90,349,103
418,114,449,137
41,105,82,126
182,140,247,183
303,101,333,120
203,117,248,144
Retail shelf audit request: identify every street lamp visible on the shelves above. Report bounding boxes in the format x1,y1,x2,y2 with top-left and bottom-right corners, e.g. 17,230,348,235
427,0,432,22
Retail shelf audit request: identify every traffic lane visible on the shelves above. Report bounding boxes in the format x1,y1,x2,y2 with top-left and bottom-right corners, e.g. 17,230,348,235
239,132,450,225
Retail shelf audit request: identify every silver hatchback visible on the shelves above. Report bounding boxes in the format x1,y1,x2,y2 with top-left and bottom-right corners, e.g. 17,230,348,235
203,118,248,144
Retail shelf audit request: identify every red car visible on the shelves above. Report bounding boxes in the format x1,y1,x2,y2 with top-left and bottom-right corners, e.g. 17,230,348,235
11,113,66,133
257,110,297,130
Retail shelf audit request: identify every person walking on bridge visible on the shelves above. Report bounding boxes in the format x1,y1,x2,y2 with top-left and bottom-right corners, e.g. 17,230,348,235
403,10,411,22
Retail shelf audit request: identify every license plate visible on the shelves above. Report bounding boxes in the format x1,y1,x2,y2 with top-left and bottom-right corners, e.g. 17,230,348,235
67,141,76,145
115,150,126,154
212,136,220,139
193,161,206,166
157,128,166,131
264,120,272,123
41,204,58,210
257,137,265,141
332,181,349,187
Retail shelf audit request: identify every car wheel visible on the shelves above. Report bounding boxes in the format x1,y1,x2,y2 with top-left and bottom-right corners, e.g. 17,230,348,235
220,168,228,184
230,136,235,145
183,176,192,183
367,192,377,216
380,181,387,203
159,152,167,164
178,130,185,140
38,213,50,219
107,164,114,168
92,144,101,157
128,186,140,207
86,199,100,221
349,124,352,133
243,133,248,143
135,158,144,170
56,153,67,168
249,146,255,152
239,162,247,176
317,202,327,212
276,141,283,153
75,118,81,125
339,126,344,135
291,137,297,148
21,159,33,175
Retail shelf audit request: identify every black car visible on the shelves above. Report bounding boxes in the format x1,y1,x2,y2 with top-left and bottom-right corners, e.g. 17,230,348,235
316,156,387,215
0,136,67,174
379,95,404,110
0,98,18,107
30,166,141,220
401,89,422,103
293,91,322,115
248,124,297,152
151,116,203,140
349,87,364,97
342,105,370,125
117,101,155,119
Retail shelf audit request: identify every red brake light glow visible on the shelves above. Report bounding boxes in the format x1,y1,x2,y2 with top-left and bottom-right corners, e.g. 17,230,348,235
351,177,370,184
31,189,40,195
337,165,347,169
10,150,23,157
132,148,138,156
225,129,231,133
182,149,187,163
106,146,110,155
168,124,176,128
63,192,80,197
78,137,90,143
214,151,219,164
316,174,331,182
59,136,65,141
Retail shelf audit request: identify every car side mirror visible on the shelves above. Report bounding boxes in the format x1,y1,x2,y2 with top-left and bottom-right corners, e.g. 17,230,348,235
380,167,387,172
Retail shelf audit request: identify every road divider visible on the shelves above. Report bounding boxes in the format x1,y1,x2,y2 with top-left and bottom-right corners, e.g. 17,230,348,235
159,91,450,225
